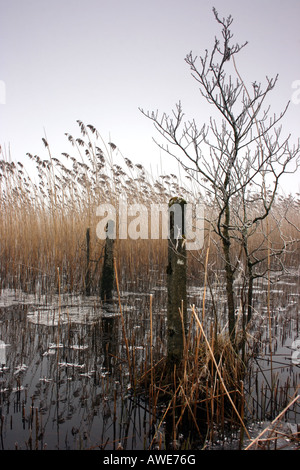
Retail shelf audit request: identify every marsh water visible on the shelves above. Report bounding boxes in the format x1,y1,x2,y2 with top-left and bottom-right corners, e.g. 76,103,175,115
0,268,299,450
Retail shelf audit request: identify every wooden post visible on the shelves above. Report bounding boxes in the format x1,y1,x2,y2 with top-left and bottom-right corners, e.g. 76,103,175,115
166,197,187,365
85,227,91,295
100,220,115,302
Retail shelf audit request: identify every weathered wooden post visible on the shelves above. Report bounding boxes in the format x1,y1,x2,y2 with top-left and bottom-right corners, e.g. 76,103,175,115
101,317,117,372
167,197,187,365
100,220,115,302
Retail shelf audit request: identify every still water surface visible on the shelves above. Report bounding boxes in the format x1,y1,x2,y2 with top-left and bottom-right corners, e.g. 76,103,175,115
0,271,299,450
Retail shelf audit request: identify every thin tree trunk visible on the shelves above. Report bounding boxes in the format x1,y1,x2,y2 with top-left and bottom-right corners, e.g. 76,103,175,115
247,268,254,324
222,204,236,339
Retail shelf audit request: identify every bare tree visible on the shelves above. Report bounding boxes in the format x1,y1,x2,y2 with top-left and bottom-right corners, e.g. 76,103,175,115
140,8,300,340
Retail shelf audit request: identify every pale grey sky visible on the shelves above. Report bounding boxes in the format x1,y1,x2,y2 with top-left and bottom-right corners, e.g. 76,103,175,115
1,0,300,193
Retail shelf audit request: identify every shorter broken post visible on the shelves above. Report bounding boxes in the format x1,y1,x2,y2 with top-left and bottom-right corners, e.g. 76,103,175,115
100,220,115,302
166,197,187,365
